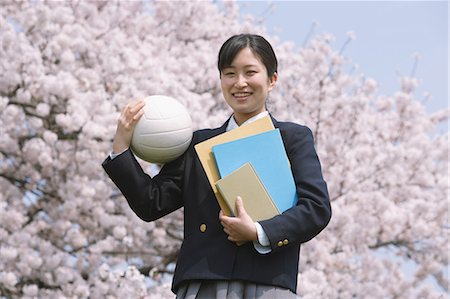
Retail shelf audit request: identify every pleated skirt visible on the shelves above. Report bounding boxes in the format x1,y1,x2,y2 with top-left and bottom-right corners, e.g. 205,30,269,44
176,280,299,299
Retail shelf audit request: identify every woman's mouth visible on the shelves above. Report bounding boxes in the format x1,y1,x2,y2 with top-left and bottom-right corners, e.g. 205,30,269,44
232,92,252,99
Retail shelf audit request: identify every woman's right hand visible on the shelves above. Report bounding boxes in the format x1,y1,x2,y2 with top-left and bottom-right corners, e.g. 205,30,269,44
112,99,145,154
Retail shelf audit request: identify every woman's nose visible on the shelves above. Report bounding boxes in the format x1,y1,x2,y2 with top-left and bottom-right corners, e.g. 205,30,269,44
234,74,248,88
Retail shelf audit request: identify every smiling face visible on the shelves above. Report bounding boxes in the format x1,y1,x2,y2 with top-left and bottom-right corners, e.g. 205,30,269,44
220,47,277,125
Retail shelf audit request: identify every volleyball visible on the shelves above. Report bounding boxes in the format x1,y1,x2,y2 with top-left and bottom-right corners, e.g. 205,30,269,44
131,95,193,163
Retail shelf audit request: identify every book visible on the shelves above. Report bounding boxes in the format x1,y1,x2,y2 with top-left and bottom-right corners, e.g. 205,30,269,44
194,115,275,215
215,162,280,221
212,129,298,213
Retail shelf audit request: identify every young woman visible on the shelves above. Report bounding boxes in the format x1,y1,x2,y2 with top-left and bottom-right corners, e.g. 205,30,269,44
103,34,331,299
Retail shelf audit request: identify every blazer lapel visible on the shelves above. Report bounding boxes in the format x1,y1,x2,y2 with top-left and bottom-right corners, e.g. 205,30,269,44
270,114,279,128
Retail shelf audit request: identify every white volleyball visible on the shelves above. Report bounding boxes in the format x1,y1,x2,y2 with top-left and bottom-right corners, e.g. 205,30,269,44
131,95,193,163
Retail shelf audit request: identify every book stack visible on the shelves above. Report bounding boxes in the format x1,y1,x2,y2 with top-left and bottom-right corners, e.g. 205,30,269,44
194,116,298,221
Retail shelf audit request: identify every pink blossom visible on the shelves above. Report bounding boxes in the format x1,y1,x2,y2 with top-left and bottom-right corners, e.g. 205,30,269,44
36,103,50,116
113,226,127,240
0,272,18,289
0,246,18,260
22,284,38,296
346,30,357,40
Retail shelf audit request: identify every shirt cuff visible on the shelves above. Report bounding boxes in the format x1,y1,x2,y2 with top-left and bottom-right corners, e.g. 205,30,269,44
252,222,271,254
109,149,128,160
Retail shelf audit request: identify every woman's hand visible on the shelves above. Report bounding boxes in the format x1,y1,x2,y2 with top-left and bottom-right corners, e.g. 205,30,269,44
219,196,258,246
112,99,145,153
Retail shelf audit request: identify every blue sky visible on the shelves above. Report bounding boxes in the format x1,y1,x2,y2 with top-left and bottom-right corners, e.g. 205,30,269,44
238,1,448,117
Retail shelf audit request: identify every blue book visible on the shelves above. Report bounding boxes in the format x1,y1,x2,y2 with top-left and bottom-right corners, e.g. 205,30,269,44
212,129,298,213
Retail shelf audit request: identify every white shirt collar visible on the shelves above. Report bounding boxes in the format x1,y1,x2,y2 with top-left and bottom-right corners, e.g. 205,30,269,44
226,111,269,132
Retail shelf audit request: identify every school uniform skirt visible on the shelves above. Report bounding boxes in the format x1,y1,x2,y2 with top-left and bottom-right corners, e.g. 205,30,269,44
176,280,299,299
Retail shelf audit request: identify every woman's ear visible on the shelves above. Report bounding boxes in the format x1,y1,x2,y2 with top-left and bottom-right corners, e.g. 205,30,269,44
268,72,278,91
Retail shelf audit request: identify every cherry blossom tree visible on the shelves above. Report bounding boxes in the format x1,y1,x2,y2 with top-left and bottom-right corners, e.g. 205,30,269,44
0,1,448,298
272,34,449,299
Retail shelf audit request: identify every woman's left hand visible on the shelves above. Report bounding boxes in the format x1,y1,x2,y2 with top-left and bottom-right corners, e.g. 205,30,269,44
219,196,258,246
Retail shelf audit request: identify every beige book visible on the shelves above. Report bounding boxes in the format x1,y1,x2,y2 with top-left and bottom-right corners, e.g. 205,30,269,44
215,162,280,222
194,115,275,216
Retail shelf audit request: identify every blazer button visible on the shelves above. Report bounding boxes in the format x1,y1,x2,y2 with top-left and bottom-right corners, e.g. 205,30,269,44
200,223,207,233
283,239,289,245
277,241,283,247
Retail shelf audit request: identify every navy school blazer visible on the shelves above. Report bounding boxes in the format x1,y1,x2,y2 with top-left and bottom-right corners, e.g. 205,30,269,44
102,116,331,294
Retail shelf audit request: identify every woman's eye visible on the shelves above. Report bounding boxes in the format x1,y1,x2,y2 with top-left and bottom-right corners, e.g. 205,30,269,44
247,70,257,75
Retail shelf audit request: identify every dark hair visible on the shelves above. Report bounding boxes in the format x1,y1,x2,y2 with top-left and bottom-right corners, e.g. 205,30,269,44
218,34,278,77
